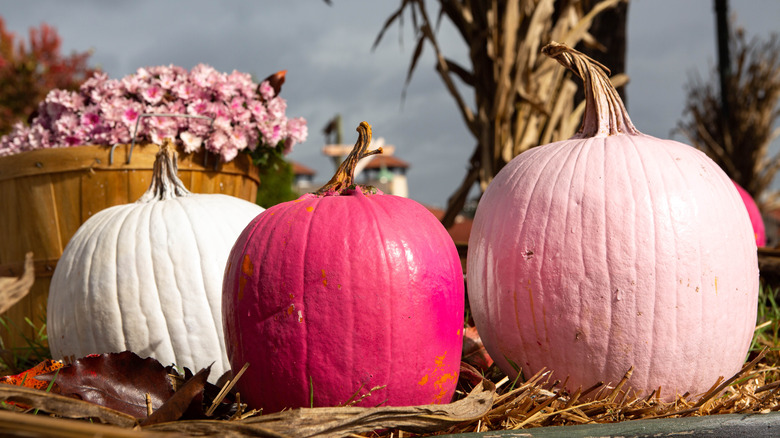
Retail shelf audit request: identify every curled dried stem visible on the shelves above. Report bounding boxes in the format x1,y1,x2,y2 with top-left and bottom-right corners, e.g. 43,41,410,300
316,121,383,195
542,41,639,137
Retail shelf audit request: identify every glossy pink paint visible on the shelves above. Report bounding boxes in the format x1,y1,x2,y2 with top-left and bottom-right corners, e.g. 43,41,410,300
467,43,759,400
223,189,464,412
732,180,766,247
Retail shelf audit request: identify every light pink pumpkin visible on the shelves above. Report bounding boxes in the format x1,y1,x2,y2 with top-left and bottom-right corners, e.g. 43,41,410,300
732,180,766,247
467,43,759,400
222,122,464,412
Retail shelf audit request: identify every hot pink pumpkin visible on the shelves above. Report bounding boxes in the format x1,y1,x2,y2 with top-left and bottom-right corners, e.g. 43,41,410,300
732,180,766,247
222,122,464,412
467,43,759,400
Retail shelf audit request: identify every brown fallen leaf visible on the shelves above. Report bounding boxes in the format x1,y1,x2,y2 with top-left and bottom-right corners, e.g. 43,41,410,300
141,365,210,426
0,252,34,315
462,325,494,372
36,351,175,419
145,379,496,437
459,361,488,388
0,384,137,427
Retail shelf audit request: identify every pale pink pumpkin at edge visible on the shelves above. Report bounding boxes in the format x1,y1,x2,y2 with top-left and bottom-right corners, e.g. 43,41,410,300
467,43,759,400
222,123,464,412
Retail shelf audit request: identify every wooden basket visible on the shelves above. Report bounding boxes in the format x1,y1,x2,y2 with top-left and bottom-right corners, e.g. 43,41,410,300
0,143,260,349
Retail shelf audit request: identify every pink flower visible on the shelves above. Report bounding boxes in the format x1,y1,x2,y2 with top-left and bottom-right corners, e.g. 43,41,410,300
287,117,309,145
174,82,196,100
214,116,232,132
0,63,308,162
142,85,164,104
180,131,203,153
249,99,267,120
191,64,218,88
258,81,275,100
122,107,141,126
81,111,100,129
206,130,228,153
220,143,238,162
159,72,177,90
266,97,286,119
64,134,83,146
229,128,249,151
187,99,209,116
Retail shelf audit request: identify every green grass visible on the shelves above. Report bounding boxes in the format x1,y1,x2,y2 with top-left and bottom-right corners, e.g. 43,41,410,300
0,314,52,375
751,281,780,365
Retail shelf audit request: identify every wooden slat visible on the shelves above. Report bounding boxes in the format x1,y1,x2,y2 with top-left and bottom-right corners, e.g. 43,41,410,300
50,172,83,251
0,144,260,183
128,169,153,201
17,174,62,261
81,169,129,221
0,178,19,265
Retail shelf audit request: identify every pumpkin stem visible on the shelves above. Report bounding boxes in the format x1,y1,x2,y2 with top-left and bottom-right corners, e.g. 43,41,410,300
315,121,383,195
138,138,191,203
542,41,639,138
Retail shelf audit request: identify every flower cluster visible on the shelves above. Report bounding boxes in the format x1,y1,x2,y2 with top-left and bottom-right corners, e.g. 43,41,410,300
0,64,308,162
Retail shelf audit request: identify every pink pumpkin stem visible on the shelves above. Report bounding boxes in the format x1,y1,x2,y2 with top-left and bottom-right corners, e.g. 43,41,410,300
542,42,639,138
316,121,383,195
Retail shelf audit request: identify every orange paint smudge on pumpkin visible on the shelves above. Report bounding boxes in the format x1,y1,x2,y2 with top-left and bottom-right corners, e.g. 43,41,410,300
287,304,294,316
418,374,429,385
435,372,455,387
242,254,254,276
433,388,449,401
306,206,314,212
434,351,447,368
238,255,254,301
321,269,328,286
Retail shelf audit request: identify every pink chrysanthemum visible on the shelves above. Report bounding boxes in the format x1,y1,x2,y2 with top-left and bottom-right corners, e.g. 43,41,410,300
0,64,308,161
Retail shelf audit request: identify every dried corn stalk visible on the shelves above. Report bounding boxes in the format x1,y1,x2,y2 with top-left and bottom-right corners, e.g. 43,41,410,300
678,29,780,212
375,0,627,226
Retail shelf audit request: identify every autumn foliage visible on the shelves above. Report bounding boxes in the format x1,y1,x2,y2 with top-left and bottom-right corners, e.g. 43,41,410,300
0,17,97,136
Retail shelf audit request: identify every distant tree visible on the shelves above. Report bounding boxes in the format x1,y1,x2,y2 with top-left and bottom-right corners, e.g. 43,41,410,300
0,17,97,136
374,0,627,227
678,28,780,210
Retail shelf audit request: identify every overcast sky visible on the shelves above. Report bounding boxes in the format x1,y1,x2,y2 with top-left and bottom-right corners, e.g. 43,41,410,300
2,1,779,207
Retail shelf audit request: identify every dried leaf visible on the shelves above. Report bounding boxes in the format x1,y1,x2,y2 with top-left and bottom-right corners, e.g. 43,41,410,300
0,385,137,427
261,70,286,97
0,252,34,315
0,358,64,390
146,379,496,437
141,365,210,426
371,0,412,50
403,29,427,96
462,326,494,372
36,351,174,419
459,362,488,388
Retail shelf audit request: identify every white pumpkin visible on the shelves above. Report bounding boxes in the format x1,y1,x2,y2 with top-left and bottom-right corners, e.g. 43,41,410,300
47,140,264,380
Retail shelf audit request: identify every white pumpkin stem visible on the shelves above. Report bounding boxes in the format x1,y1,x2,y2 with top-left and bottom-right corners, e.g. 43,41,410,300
315,121,383,195
542,41,640,138
138,138,191,203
